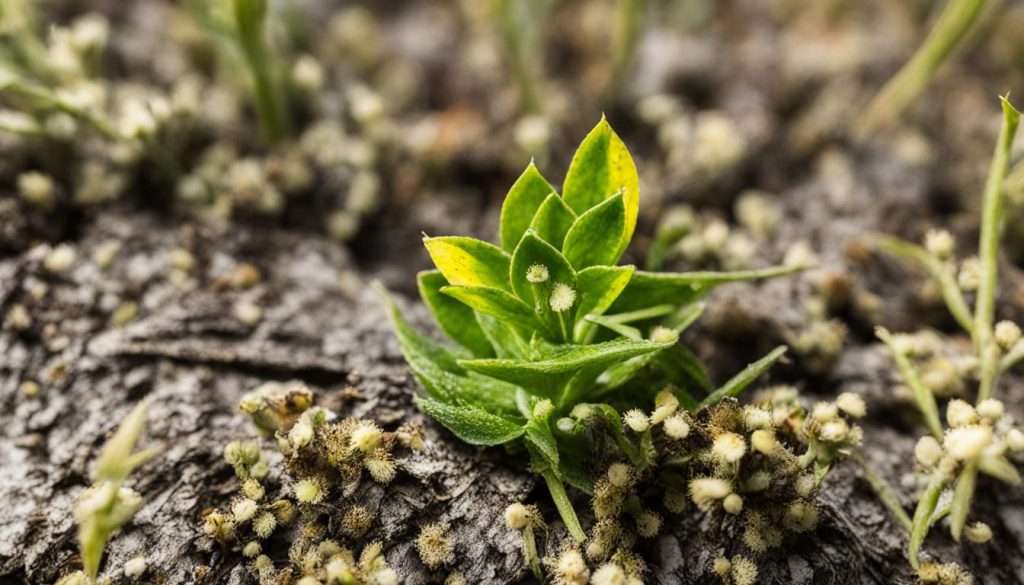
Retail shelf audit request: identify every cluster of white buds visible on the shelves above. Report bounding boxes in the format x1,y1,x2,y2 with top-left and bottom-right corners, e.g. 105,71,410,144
711,554,759,585
804,393,866,455
650,203,764,271
416,523,454,569
914,399,1024,480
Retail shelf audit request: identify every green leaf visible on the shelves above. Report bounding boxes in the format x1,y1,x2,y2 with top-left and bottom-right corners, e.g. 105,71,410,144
562,192,627,269
529,193,577,249
908,469,948,568
415,396,524,446
525,413,559,467
424,236,512,292
509,231,576,309
381,287,466,375
573,265,635,342
697,346,787,409
586,403,646,466
948,463,977,543
476,312,530,359
499,162,556,251
418,271,494,358
562,117,639,255
441,285,544,334
609,265,805,314
876,327,944,440
979,454,1022,485
95,398,154,482
460,337,677,399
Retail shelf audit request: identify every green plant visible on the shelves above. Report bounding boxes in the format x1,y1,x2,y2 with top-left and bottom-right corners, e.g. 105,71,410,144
57,400,159,585
189,0,290,142
384,118,805,541
859,0,987,136
873,97,1024,568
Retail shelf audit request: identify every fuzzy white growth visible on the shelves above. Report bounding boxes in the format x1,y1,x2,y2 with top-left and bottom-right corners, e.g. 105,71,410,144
607,463,634,488
591,563,626,585
811,402,838,423
296,577,320,585
925,229,955,259
123,556,146,578
533,399,554,419
750,429,779,456
723,493,744,515
712,557,732,577
232,498,259,523
915,436,944,467
995,321,1022,350
635,510,662,538
964,521,993,543
242,541,261,558
743,406,772,430
294,478,325,504
253,512,277,538
623,409,650,433
664,414,690,439
549,283,576,312
946,400,978,428
292,55,324,91
944,425,993,461
526,264,550,283
365,452,397,483
689,477,732,510
730,555,759,585
784,240,818,267
351,421,383,452
836,392,866,418
416,523,454,569
555,548,588,583
504,503,530,530
977,399,1005,421
712,432,746,463
650,389,680,424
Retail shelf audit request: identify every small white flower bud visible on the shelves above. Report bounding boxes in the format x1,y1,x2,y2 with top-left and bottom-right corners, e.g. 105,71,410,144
812,402,838,422
924,229,954,259
915,436,944,467
350,421,383,453
995,321,1022,350
549,283,576,312
750,429,779,456
964,521,993,543
533,399,554,419
723,493,744,514
712,432,746,463
650,389,679,424
607,463,633,488
743,406,772,430
591,563,626,585
623,409,650,433
795,474,816,498
242,541,262,558
958,258,980,291
232,498,259,523
44,244,77,274
294,478,325,504
836,392,866,418
946,399,978,428
1007,428,1024,452
649,326,677,344
504,503,530,530
663,414,690,439
289,421,314,448
819,419,850,443
689,477,732,510
526,264,549,283
976,399,1005,421
635,510,662,537
944,425,993,461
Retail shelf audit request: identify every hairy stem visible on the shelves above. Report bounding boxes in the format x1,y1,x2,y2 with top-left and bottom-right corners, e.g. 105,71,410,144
542,469,586,542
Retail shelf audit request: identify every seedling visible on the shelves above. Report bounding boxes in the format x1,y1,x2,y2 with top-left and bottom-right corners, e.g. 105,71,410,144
873,97,1024,568
57,400,159,585
385,118,804,541
859,0,987,136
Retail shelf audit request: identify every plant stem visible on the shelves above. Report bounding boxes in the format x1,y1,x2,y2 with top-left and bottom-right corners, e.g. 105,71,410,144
876,327,944,440
908,468,948,569
521,525,543,580
233,0,288,143
608,0,645,99
859,0,987,136
542,469,586,542
855,454,913,532
949,461,978,542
